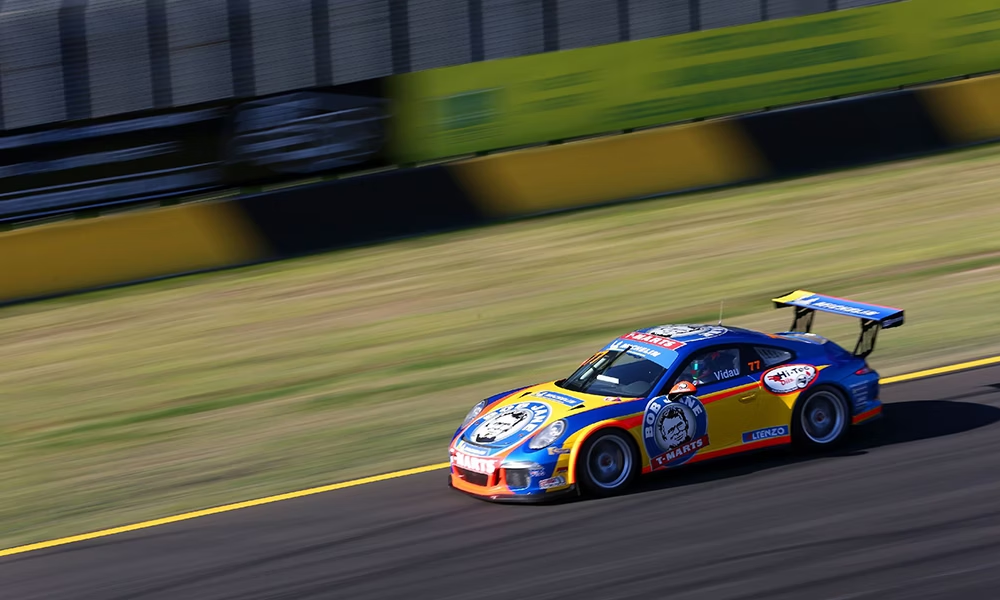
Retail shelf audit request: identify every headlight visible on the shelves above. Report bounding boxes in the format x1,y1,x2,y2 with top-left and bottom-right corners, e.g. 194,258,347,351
528,420,566,450
461,400,487,428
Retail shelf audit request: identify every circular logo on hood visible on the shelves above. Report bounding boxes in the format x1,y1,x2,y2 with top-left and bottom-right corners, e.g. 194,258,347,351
646,324,727,341
464,402,551,454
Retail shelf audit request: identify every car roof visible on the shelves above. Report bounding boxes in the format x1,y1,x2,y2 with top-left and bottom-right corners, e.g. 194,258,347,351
601,323,832,370
623,324,801,351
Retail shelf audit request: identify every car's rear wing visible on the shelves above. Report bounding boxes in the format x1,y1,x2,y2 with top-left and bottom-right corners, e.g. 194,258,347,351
772,290,904,358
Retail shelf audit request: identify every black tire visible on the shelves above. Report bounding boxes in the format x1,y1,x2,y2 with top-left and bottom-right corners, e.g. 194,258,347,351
576,429,640,498
792,385,852,450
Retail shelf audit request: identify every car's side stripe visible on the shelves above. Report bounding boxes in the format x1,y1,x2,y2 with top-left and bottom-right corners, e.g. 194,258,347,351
689,436,791,463
700,382,759,405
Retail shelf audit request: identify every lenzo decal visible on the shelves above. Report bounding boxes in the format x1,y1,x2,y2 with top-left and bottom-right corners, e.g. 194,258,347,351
741,426,789,443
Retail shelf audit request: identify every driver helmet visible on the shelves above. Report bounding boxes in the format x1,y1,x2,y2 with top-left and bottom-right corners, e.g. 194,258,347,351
691,351,732,383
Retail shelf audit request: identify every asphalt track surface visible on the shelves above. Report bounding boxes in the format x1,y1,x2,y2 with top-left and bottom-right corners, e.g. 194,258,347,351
4,365,1000,600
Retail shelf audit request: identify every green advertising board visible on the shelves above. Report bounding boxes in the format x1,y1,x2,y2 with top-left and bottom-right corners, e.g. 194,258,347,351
389,0,1000,163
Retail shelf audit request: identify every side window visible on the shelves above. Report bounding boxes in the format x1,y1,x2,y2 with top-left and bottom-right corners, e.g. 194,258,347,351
752,346,793,371
676,347,742,386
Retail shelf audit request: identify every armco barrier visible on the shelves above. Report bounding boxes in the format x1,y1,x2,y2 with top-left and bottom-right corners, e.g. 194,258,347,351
920,75,1000,145
737,90,951,175
450,120,767,218
0,203,267,302
388,0,1000,163
3,73,1000,306
235,165,486,257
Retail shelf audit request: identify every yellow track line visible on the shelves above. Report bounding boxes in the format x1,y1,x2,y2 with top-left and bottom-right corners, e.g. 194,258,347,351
0,462,450,559
2,354,999,560
880,355,1000,384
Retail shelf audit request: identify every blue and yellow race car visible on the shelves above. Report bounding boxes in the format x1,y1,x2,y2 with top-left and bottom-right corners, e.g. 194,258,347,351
448,290,904,502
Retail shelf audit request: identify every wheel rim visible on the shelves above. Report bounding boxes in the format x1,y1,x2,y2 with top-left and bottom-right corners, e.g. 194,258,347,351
800,390,846,444
585,436,632,489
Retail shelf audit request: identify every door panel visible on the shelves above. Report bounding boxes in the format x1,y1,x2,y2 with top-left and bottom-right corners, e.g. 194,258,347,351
699,374,763,451
666,345,767,455
745,344,799,437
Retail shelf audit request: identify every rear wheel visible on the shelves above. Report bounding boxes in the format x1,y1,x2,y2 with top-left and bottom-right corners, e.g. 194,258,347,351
577,430,639,497
792,386,851,449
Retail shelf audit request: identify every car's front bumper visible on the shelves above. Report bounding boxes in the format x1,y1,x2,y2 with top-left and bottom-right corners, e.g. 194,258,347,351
448,473,578,503
447,453,576,501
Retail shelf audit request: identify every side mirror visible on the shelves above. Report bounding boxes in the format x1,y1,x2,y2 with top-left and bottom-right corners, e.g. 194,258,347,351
668,381,697,399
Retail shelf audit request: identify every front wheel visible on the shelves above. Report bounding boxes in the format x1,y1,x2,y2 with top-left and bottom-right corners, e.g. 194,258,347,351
576,430,639,498
792,386,851,450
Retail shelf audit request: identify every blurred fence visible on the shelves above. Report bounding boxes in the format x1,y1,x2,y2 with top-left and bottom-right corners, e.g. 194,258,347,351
0,0,898,132
2,0,999,222
6,71,1000,307
391,0,1000,161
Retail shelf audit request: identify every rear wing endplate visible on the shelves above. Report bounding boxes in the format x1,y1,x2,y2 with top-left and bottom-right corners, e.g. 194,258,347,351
772,290,904,358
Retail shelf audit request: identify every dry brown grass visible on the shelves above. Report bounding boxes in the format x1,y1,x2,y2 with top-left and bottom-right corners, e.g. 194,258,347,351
2,145,1000,549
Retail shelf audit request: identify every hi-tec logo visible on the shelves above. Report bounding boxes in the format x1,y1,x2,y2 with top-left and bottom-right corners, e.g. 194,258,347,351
800,296,878,317
451,451,498,474
742,426,789,443
762,364,818,394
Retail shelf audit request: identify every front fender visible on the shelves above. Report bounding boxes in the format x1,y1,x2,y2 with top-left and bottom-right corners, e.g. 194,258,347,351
563,404,649,484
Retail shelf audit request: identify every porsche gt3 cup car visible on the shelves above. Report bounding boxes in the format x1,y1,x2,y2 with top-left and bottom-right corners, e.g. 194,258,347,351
448,290,903,502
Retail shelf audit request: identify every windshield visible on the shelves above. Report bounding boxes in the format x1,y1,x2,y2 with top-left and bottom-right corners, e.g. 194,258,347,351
559,348,666,398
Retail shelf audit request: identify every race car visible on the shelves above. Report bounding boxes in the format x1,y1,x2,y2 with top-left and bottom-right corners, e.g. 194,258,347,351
448,290,903,502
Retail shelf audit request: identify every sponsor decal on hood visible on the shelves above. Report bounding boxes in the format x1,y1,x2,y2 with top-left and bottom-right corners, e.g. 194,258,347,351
462,401,552,454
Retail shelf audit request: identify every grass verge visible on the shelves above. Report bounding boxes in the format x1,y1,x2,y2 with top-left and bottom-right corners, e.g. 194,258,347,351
2,144,1000,549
